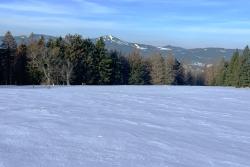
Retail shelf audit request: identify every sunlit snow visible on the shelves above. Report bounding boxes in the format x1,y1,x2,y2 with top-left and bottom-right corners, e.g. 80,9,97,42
0,86,250,167
158,47,172,51
134,44,147,50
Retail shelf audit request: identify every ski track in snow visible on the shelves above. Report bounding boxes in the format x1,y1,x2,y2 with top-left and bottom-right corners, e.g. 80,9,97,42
0,86,250,167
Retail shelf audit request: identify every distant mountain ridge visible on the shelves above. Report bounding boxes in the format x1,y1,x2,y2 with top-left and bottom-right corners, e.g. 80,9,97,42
0,34,240,66
0,34,56,46
93,35,239,66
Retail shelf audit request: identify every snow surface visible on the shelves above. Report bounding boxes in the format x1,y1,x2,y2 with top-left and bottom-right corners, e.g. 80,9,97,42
0,86,250,167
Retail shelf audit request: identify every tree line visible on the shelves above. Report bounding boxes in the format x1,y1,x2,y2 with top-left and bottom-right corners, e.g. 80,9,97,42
1,31,249,87
0,31,189,86
204,46,250,87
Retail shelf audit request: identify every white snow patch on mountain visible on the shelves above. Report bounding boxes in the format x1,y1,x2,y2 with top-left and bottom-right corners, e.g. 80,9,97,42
102,35,129,46
134,43,147,50
158,47,172,51
102,35,116,42
192,62,205,67
108,35,113,41
102,35,113,41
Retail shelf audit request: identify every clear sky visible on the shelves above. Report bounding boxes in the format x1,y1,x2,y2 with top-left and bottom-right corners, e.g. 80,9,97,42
0,0,250,48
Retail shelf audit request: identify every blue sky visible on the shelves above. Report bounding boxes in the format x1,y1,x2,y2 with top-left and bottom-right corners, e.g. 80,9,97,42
0,0,250,48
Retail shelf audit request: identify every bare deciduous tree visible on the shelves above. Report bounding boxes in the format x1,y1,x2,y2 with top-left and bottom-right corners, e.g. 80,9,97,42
149,53,166,85
61,59,74,85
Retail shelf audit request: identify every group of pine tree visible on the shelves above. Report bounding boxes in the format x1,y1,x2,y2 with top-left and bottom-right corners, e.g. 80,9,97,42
0,31,249,87
204,46,250,87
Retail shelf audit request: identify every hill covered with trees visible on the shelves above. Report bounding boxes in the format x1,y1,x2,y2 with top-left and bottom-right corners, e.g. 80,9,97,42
0,31,249,87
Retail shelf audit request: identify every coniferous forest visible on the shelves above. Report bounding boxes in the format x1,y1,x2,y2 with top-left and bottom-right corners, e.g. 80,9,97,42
0,31,250,87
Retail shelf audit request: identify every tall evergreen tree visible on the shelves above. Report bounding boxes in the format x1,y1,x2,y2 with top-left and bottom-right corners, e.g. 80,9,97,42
118,55,130,85
1,31,17,84
225,50,240,86
1,31,17,49
109,51,128,85
81,39,98,84
239,46,250,87
96,38,112,84
0,49,9,84
14,44,28,85
175,60,185,85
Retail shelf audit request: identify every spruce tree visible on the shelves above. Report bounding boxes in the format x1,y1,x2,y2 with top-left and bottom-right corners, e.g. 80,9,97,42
175,60,185,85
96,38,112,84
0,48,9,84
225,50,240,86
109,51,126,85
1,31,17,84
14,44,28,85
119,55,130,85
1,31,17,49
239,46,250,87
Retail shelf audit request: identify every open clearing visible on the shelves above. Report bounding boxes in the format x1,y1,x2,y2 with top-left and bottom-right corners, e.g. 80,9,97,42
0,86,250,167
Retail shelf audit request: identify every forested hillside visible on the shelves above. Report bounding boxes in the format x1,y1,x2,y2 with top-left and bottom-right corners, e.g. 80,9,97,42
0,31,249,87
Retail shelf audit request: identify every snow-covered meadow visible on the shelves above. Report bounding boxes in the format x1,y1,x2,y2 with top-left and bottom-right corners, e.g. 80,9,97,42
0,86,250,167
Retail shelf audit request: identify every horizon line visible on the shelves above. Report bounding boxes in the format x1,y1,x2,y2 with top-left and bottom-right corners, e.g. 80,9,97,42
0,31,246,50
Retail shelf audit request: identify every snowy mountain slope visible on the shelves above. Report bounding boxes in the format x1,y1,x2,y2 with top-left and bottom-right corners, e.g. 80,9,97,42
92,35,239,64
92,35,158,55
0,86,250,167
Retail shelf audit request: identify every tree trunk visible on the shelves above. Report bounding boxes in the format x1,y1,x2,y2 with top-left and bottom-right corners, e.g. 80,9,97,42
66,73,70,85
